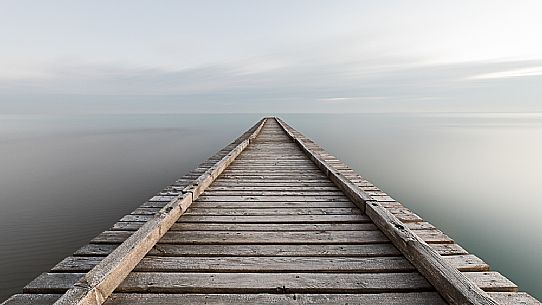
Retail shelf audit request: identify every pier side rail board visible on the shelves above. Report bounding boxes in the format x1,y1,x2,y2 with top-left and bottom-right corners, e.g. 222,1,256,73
1,118,267,305
275,117,539,305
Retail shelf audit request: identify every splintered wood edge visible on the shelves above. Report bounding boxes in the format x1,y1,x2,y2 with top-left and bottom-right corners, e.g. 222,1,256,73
53,118,268,305
275,117,500,305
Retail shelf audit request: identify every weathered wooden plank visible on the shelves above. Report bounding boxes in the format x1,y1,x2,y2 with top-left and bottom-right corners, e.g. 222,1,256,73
242,145,302,148
24,273,84,293
190,201,357,208
130,207,161,215
245,141,297,143
414,229,454,244
210,181,337,186
443,254,490,272
243,148,300,151
74,244,119,257
371,195,396,202
234,157,309,160
52,256,415,273
148,195,177,202
92,230,390,244
52,257,104,272
390,211,424,223
0,294,61,305
222,168,324,172
118,215,154,222
226,165,320,169
116,272,433,293
429,243,469,256
75,244,401,257
241,148,304,151
201,191,344,196
178,214,372,223
221,163,322,167
184,207,363,216
113,222,377,231
196,195,350,201
219,172,326,177
209,179,333,184
133,206,362,216
120,214,371,223
224,166,322,176
206,186,340,191
464,272,518,292
219,173,328,177
104,292,448,305
216,175,328,180
137,201,174,208
406,222,436,230
488,292,542,305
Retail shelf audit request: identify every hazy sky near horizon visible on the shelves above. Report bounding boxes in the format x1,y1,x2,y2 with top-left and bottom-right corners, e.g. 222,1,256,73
1,0,542,113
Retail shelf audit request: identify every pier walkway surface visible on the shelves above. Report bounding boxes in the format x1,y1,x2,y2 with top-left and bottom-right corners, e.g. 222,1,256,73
3,118,539,305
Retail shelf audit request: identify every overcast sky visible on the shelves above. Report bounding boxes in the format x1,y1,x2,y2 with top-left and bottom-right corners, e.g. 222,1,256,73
1,0,542,113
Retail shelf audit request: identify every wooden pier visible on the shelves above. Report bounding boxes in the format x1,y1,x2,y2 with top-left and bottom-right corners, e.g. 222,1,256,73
3,117,539,305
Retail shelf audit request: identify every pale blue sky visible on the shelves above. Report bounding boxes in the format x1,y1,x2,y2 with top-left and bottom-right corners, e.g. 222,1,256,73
1,0,542,113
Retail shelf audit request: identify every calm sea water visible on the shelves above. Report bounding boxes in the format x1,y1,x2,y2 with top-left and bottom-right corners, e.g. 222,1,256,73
0,113,541,301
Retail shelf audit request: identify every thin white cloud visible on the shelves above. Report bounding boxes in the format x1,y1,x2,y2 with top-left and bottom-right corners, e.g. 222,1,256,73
321,97,354,102
468,66,542,80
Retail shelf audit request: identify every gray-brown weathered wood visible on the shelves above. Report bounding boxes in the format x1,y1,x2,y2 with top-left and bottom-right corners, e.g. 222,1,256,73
196,195,349,201
120,213,371,223
443,254,490,272
103,292,448,305
111,222,377,231
116,272,433,293
177,214,372,223
75,243,402,257
27,270,518,295
183,207,362,215
53,256,415,273
463,272,518,292
1,294,61,305
189,201,357,208
132,206,361,215
92,230,390,245
488,292,542,305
